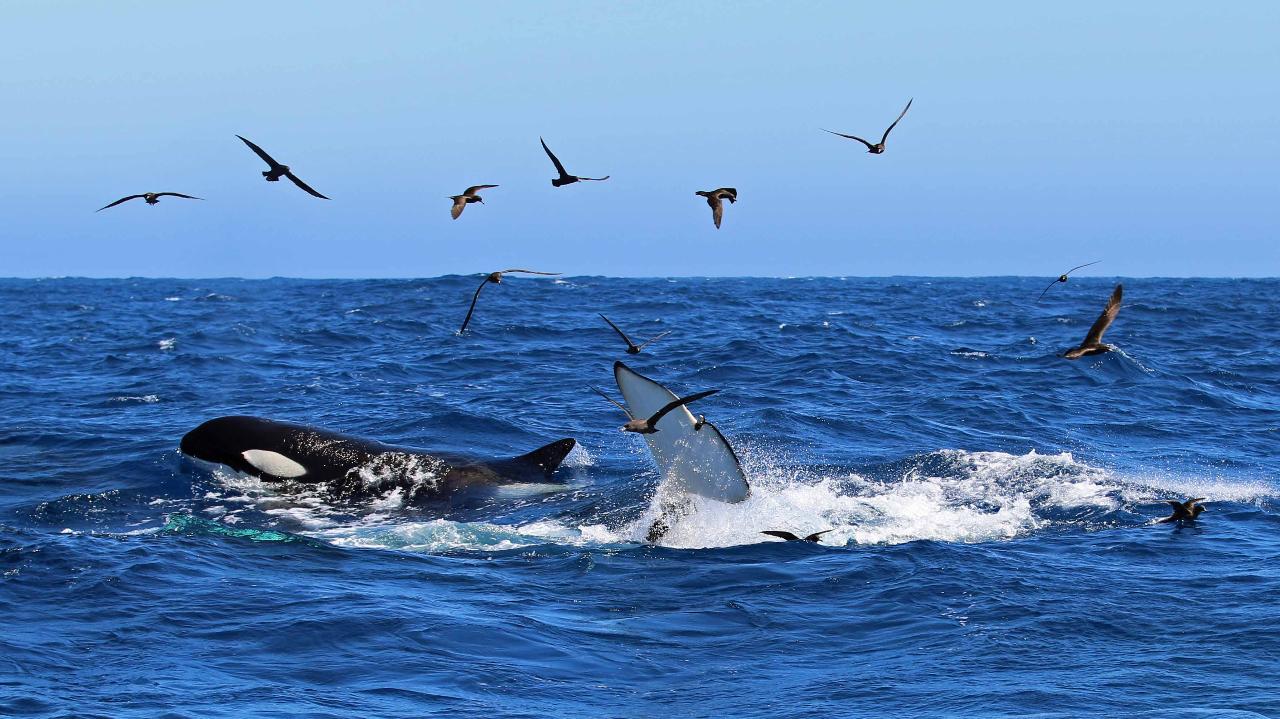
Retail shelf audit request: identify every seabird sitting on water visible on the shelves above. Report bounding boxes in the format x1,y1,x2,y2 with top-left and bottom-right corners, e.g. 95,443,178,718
599,314,670,355
1157,498,1206,524
450,185,498,220
458,269,561,334
1037,261,1101,301
695,188,737,229
1063,284,1123,360
822,98,913,154
761,530,833,543
540,137,609,187
96,192,203,212
590,386,719,434
236,135,329,199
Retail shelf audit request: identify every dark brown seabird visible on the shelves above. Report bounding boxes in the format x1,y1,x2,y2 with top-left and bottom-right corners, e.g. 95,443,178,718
599,314,670,355
590,386,719,434
1157,498,1206,524
450,185,498,220
822,98,913,154
540,137,609,187
458,269,561,334
1063,284,1123,360
236,135,329,199
695,188,737,229
1037,260,1102,301
96,192,203,212
761,530,833,543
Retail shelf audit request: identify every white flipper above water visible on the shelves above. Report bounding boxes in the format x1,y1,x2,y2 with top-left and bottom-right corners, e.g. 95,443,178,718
613,361,749,503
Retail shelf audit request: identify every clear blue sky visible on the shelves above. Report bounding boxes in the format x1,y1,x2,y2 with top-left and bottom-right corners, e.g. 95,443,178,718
1,2,1276,277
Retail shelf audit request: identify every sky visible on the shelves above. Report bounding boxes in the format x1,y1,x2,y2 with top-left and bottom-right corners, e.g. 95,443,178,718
0,1,1277,278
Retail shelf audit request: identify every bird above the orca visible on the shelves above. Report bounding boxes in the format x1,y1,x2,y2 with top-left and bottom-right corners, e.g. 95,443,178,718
450,185,498,220
236,135,329,199
1037,260,1102,301
1063,284,1123,360
761,530,833,543
822,98,913,154
599,314,670,355
1157,498,1206,524
96,192,203,212
590,386,719,434
458,269,562,334
695,188,737,229
540,137,609,187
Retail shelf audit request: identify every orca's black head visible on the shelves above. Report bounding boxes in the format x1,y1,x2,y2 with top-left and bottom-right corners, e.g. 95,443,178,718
179,416,277,470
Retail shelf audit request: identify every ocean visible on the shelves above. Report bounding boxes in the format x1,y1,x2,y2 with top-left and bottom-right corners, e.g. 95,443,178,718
1,276,1277,718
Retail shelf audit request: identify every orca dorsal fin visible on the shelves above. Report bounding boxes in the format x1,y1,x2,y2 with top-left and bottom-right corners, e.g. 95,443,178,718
510,438,577,479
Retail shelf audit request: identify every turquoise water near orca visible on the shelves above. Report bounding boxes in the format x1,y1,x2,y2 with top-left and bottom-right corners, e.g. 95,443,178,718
1,276,1278,718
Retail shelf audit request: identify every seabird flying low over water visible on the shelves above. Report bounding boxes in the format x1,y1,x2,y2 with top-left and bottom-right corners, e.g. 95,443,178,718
450,185,498,220
761,530,833,543
599,314,670,355
458,269,562,334
236,135,329,199
1037,261,1102,301
590,386,720,434
540,137,609,187
96,192,202,212
823,98,913,154
695,188,737,229
1157,498,1206,524
1063,284,1123,360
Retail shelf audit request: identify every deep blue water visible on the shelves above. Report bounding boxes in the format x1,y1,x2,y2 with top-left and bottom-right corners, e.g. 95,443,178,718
1,276,1277,718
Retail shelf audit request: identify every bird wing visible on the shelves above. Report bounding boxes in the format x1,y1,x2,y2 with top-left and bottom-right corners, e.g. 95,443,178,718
236,135,282,169
1081,284,1122,346
716,188,738,202
540,137,569,176
880,97,913,145
590,385,633,418
285,171,329,199
635,330,670,351
1166,500,1184,509
1065,260,1102,275
96,195,145,212
599,314,635,346
153,192,204,200
501,269,561,276
646,389,719,427
761,530,802,542
458,276,491,333
577,175,610,182
711,197,724,228
464,185,498,195
822,128,875,150
451,197,466,219
1035,277,1063,302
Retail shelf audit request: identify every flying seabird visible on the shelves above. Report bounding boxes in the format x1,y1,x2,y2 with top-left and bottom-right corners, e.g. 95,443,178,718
458,269,561,334
450,185,498,220
590,386,719,434
599,314,670,355
822,98,913,154
1157,498,1206,524
695,188,737,229
540,137,609,187
236,135,329,199
1037,261,1102,301
96,192,203,212
761,530,834,543
1063,284,1123,360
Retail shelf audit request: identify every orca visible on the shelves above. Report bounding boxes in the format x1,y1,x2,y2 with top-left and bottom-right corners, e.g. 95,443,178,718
180,416,577,504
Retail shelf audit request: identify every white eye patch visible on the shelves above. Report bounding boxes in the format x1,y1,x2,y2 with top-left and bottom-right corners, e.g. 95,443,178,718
241,449,307,478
